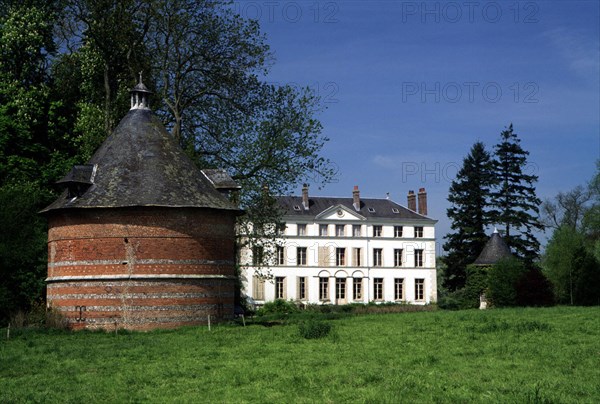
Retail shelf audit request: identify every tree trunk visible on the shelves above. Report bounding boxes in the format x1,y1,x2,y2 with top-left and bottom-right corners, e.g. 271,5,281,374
104,63,112,136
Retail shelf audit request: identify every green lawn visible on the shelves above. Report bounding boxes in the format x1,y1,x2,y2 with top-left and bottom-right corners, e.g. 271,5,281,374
1,306,599,403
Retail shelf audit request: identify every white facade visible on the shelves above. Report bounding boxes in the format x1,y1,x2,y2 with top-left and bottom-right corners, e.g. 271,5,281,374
241,189,437,305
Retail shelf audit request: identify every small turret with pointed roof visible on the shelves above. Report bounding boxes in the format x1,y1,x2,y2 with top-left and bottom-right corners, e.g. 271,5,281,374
473,228,513,265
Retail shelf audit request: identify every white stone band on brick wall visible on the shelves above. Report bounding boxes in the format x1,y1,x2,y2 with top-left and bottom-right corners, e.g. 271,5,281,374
46,274,237,282
48,259,234,268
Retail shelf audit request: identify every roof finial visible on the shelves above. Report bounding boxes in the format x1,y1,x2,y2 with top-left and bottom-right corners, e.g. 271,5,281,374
130,72,152,110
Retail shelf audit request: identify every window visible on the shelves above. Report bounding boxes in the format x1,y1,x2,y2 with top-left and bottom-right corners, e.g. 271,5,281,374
392,208,400,214
336,278,346,300
277,223,286,235
353,225,362,237
394,249,403,267
353,248,362,267
277,246,285,265
297,247,307,266
414,226,423,238
298,277,307,300
297,224,307,236
394,226,403,238
252,246,263,266
353,278,363,300
253,276,265,300
336,248,346,266
319,277,329,300
373,225,382,237
368,207,376,213
336,224,345,237
373,248,383,267
415,249,424,267
320,224,328,236
275,277,286,299
373,278,384,300
394,278,404,301
415,278,425,301
293,205,301,211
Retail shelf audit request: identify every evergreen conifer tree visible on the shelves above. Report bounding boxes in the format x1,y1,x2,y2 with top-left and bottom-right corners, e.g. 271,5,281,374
443,142,495,291
489,124,543,263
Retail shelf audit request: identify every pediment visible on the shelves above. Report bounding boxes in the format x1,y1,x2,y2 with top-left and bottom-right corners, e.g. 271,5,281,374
315,204,366,221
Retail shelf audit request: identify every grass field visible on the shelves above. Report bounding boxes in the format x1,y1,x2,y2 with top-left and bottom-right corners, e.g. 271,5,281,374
1,306,599,403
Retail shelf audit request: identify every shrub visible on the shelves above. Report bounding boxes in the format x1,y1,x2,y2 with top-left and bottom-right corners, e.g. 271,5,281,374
256,299,299,316
488,258,527,307
298,319,332,339
462,265,489,308
573,248,600,306
438,289,466,310
45,307,69,330
8,301,69,330
516,265,555,307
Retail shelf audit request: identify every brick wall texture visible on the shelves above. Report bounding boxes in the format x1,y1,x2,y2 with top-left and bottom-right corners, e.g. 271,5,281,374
46,207,237,331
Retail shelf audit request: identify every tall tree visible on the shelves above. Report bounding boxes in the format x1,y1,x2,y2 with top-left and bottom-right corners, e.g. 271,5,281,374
489,124,543,263
145,0,335,199
0,0,61,323
543,225,600,305
541,185,591,231
543,162,600,305
55,0,335,204
443,141,494,291
57,0,150,139
0,1,58,184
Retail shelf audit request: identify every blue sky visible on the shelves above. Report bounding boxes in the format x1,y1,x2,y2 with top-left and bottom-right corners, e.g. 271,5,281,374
233,0,600,250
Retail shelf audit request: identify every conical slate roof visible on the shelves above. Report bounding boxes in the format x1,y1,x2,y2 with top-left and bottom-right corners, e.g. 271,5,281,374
473,230,513,265
42,105,238,213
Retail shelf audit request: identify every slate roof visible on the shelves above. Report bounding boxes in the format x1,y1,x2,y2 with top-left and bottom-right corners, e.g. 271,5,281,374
42,108,239,213
473,231,513,265
276,196,435,222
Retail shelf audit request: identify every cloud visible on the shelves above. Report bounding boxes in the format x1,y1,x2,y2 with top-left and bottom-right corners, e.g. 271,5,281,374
543,27,600,79
373,155,397,169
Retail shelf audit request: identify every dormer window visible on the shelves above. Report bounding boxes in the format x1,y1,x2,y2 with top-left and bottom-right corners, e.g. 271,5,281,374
293,205,301,211
56,164,96,198
392,208,400,214
368,207,375,213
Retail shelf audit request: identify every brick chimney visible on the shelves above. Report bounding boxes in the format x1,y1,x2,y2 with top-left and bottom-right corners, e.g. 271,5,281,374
353,185,360,211
407,190,416,211
418,187,427,216
302,183,309,210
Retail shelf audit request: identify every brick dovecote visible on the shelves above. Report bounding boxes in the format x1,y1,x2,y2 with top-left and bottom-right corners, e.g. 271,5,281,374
46,207,237,330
